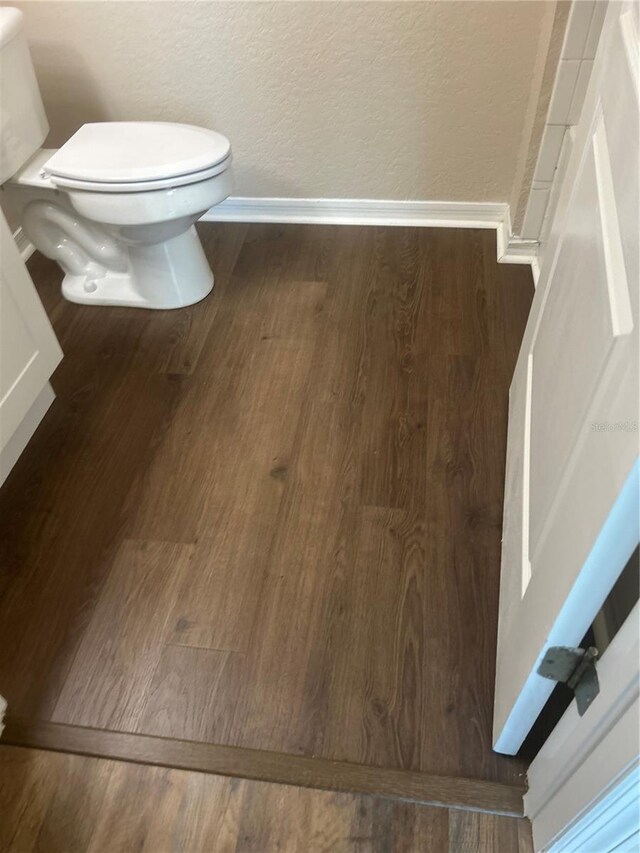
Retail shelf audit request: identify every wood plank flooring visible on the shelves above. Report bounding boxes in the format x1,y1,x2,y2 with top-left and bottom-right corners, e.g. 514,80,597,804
3,719,525,817
0,745,534,853
0,224,533,787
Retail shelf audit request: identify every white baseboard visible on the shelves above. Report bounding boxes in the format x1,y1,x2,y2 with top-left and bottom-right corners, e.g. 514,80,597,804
202,196,508,229
12,199,539,276
203,196,538,277
496,211,540,268
13,226,35,262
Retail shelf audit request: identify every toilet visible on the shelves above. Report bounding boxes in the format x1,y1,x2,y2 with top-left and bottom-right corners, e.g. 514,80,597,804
0,7,233,309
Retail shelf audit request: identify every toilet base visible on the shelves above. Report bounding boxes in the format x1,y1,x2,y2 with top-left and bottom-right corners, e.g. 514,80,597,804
61,269,214,309
60,225,215,310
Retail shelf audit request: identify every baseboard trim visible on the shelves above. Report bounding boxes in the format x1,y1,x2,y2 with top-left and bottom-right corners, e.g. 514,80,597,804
203,196,508,230
203,196,538,276
13,199,538,275
13,226,35,262
496,212,540,272
2,717,525,817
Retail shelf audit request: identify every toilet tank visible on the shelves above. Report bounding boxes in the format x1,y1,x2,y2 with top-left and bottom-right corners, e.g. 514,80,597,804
0,7,48,184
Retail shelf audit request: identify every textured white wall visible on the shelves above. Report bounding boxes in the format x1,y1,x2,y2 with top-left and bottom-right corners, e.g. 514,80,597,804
16,1,555,203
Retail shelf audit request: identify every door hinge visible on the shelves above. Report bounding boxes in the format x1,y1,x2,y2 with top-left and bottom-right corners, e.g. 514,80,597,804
537,645,600,716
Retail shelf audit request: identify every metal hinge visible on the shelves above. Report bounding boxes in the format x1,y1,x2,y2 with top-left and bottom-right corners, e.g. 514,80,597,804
537,645,600,716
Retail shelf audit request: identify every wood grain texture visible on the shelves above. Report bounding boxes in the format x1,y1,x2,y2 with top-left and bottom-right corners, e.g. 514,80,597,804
0,224,533,787
51,540,195,730
0,745,533,853
137,645,241,742
2,718,525,817
448,807,534,853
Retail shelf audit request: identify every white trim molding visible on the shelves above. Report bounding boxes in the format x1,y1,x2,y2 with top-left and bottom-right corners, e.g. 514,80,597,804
13,226,35,262
526,600,640,852
203,196,507,229
203,196,539,277
496,208,541,272
547,757,639,853
16,198,541,278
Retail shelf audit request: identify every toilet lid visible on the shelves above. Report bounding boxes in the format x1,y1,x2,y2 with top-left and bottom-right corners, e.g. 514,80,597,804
42,122,231,184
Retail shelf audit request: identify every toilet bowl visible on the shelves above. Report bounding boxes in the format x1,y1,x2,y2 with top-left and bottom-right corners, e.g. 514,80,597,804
0,7,233,310
6,123,234,309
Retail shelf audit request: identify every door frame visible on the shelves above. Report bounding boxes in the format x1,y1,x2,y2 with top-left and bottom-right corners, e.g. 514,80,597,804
525,591,640,851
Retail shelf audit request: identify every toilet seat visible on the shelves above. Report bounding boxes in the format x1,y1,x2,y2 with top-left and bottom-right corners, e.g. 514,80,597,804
42,121,232,192
46,152,233,193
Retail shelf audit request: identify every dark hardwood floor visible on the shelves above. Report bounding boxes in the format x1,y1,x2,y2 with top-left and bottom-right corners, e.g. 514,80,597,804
2,718,525,817
0,745,534,853
0,224,533,788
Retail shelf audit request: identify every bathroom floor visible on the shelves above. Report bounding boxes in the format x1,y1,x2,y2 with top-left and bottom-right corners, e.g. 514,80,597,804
0,745,533,852
0,223,532,789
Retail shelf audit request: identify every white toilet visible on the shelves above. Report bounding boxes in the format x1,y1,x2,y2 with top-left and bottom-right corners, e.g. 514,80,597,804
0,8,233,309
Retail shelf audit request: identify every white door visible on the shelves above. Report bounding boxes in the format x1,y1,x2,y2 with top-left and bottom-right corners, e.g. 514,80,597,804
493,1,639,754
0,210,62,481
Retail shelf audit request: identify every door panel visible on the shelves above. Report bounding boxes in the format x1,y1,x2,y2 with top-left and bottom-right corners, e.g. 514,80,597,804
494,2,639,754
529,118,630,561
